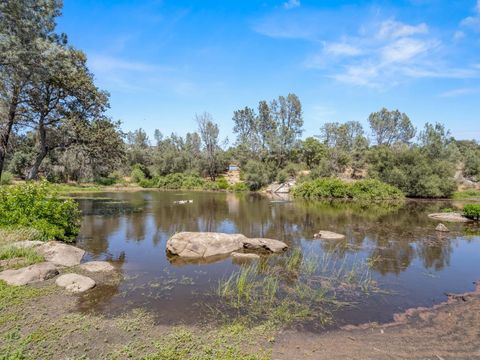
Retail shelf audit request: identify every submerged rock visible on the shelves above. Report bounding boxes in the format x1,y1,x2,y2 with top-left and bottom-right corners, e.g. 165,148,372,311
79,261,115,272
166,232,288,259
314,231,346,240
0,262,58,286
435,223,450,232
428,213,470,223
55,273,96,293
231,252,261,260
38,242,85,267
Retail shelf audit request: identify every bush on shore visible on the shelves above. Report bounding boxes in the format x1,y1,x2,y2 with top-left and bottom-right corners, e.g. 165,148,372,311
292,178,404,201
0,182,81,242
463,204,480,220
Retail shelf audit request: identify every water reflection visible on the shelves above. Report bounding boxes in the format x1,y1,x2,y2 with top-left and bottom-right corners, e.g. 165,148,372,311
74,191,480,326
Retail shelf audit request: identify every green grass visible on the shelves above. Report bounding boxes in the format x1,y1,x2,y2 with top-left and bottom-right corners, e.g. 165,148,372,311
140,327,270,360
463,204,480,220
216,249,378,328
0,227,44,247
453,189,480,200
0,281,52,310
0,246,44,271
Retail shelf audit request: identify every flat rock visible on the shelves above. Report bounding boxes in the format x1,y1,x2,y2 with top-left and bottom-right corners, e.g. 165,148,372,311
8,241,44,249
38,242,85,267
55,273,96,293
231,252,261,260
166,232,288,259
428,213,470,223
314,231,346,240
79,261,114,272
435,223,450,232
242,238,288,253
0,262,58,286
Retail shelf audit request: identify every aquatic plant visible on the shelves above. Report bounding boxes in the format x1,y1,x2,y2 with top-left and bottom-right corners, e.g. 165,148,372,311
216,248,378,328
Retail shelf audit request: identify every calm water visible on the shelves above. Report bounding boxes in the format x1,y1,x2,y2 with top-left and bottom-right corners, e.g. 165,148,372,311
74,191,480,329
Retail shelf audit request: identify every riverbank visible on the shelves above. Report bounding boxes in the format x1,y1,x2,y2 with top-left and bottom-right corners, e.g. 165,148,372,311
1,275,479,359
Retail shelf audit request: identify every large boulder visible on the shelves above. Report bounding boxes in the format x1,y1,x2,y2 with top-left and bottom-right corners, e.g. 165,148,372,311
428,213,470,223
435,223,450,232
38,242,85,267
55,273,96,293
79,261,114,272
166,232,288,259
0,262,58,286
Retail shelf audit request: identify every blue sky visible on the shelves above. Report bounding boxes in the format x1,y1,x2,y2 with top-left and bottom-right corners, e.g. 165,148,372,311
58,0,480,142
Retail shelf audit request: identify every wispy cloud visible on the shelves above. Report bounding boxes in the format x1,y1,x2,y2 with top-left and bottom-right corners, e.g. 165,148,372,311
439,87,479,97
284,0,301,10
460,0,480,31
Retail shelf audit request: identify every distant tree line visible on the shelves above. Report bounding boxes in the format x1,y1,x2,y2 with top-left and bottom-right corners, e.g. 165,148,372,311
2,1,479,198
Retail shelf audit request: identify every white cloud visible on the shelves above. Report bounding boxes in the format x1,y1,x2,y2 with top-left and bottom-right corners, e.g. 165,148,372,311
377,20,428,39
460,0,480,31
453,30,465,41
283,0,301,10
325,42,362,56
439,87,479,97
381,38,436,63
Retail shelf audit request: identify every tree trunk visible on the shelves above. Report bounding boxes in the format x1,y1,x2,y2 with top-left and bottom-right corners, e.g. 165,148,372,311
26,120,48,180
0,86,19,180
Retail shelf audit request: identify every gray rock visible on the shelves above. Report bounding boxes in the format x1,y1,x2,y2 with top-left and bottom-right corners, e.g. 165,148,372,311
314,231,346,240
166,232,288,259
428,213,470,223
435,223,450,232
242,238,288,253
79,261,114,272
55,273,96,293
38,242,85,267
0,262,58,286
231,252,261,260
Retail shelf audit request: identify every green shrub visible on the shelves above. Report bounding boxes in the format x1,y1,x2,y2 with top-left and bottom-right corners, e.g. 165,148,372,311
463,204,480,220
243,160,271,191
292,178,404,201
131,165,146,184
0,171,13,185
94,173,119,186
138,177,159,188
215,177,229,190
231,182,249,192
0,182,81,242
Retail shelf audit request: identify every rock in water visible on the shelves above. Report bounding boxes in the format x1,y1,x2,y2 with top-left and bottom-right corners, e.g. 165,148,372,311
38,242,85,267
166,232,288,259
79,261,115,272
314,231,346,240
428,213,470,223
435,223,450,232
55,273,96,293
0,262,58,286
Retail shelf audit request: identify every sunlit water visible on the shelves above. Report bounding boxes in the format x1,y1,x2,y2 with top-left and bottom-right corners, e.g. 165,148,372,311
74,191,480,330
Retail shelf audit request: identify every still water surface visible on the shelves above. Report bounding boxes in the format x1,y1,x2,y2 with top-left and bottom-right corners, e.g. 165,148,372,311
74,191,480,329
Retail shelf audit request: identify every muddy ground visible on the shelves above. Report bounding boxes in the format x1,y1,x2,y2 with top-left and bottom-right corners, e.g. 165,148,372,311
1,277,480,359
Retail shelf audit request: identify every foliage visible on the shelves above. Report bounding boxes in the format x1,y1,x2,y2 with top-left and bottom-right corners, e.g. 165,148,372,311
453,190,480,200
231,182,249,192
0,171,13,185
131,164,146,183
463,204,480,220
368,108,416,145
292,178,404,201
0,182,81,241
215,176,230,190
242,160,271,191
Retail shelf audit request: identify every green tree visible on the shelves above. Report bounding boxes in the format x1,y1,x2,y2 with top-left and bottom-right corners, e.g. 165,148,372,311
197,112,224,181
300,137,328,169
368,108,416,145
0,0,61,178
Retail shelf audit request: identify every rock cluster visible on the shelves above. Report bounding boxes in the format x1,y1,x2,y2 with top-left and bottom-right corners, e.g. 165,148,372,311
0,241,115,293
166,232,288,259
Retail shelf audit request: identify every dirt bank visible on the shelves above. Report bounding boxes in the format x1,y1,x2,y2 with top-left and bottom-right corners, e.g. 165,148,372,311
273,281,480,360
